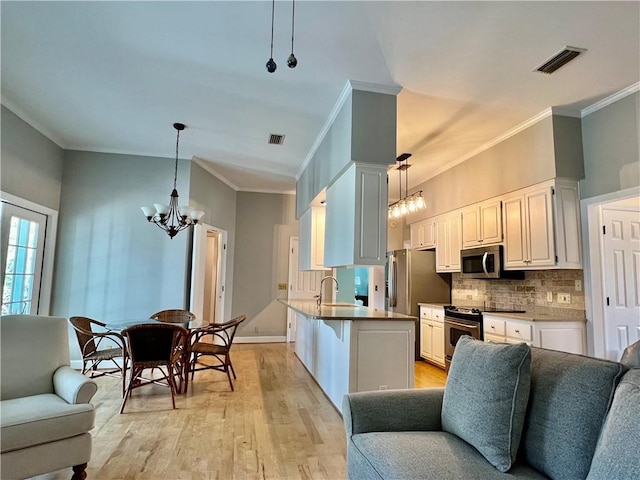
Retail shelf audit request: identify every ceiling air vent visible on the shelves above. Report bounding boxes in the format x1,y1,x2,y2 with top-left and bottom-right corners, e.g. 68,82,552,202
268,133,285,145
533,46,586,74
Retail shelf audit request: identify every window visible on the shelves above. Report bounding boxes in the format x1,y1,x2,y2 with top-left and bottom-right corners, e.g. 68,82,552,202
1,198,51,315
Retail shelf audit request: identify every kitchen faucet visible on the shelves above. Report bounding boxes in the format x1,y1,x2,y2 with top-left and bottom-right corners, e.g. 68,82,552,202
317,275,339,306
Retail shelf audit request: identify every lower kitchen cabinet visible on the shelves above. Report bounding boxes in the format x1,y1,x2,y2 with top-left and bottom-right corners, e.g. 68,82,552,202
293,310,415,413
483,314,586,354
420,306,445,367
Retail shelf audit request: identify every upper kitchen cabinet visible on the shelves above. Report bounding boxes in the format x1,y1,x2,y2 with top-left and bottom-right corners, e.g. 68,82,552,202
435,211,462,272
299,205,326,270
461,199,503,248
503,178,581,269
410,218,436,250
324,163,388,267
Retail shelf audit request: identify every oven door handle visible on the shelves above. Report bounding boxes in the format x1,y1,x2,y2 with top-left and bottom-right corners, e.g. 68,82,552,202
482,252,489,276
445,318,480,331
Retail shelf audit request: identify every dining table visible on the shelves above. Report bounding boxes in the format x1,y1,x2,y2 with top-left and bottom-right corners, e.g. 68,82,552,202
104,317,208,394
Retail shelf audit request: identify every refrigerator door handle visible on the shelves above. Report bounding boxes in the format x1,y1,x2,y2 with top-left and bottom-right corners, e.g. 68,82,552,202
390,257,398,307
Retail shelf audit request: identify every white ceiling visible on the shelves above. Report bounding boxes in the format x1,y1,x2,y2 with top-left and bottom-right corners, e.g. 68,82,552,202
2,1,638,197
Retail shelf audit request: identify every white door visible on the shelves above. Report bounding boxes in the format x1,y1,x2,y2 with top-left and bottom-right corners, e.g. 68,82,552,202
287,237,325,342
1,201,48,314
602,208,640,360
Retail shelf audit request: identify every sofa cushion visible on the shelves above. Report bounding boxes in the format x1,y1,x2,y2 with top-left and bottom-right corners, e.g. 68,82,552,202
441,336,531,472
586,368,640,480
520,348,628,480
349,431,548,480
0,393,95,453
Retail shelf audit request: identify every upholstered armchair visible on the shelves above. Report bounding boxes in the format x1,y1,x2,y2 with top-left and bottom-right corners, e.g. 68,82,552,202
0,315,98,480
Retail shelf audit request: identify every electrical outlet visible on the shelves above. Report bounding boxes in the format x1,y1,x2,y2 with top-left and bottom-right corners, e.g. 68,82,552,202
547,292,553,303
557,293,571,304
575,280,582,292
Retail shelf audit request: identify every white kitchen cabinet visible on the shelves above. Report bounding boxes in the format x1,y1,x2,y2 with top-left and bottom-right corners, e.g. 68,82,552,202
461,199,503,248
298,205,326,270
419,306,445,367
436,211,462,272
483,314,586,354
324,163,388,267
410,218,436,250
503,179,581,270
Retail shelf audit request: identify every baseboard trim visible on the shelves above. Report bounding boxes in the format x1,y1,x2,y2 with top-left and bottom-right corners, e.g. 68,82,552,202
235,336,287,344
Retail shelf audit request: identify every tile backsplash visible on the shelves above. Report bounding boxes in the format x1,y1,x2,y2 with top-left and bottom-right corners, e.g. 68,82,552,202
452,270,585,312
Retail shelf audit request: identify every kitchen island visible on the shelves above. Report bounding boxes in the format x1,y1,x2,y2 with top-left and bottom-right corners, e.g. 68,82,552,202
281,299,417,413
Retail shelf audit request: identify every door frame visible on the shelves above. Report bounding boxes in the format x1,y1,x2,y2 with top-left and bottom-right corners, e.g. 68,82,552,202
582,185,640,359
0,192,58,315
190,223,227,323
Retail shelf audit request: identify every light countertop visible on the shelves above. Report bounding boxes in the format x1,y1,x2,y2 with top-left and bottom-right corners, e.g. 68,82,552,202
481,310,587,323
417,303,586,322
280,299,417,321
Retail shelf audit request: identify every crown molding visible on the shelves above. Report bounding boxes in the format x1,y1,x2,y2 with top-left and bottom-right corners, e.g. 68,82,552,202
581,82,640,117
1,96,67,149
193,157,239,191
348,80,403,96
297,80,403,180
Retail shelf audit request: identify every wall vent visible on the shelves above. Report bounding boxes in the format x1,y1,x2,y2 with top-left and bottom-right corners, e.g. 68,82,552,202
268,133,285,145
533,46,586,74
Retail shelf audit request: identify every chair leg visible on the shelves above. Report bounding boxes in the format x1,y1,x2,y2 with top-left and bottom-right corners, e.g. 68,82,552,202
71,463,88,480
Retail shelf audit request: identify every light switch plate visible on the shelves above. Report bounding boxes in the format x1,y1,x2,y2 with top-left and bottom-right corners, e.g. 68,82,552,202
575,280,582,292
547,292,553,302
557,293,571,304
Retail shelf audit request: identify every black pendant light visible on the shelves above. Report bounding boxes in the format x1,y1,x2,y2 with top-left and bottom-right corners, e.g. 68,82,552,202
287,0,298,68
266,0,277,73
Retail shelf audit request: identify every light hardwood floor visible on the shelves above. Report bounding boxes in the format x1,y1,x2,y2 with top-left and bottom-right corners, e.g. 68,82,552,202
32,343,446,480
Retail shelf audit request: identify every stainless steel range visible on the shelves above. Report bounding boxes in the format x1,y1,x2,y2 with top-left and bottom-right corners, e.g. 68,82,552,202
444,306,483,371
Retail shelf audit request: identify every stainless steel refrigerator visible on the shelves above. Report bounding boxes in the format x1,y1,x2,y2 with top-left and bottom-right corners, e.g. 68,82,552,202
385,249,451,359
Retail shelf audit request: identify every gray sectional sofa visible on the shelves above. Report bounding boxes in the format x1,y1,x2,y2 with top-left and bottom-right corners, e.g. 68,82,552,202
343,338,639,480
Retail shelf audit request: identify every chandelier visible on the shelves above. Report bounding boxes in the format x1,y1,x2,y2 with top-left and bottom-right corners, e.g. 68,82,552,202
388,153,426,219
140,123,204,239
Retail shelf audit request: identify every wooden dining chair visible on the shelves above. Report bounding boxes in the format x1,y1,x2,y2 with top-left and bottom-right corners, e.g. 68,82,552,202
185,315,246,392
150,309,195,390
150,309,195,326
120,323,188,413
69,316,127,395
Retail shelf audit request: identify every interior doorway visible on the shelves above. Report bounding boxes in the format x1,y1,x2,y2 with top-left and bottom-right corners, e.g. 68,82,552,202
585,188,640,360
286,237,326,342
191,223,227,324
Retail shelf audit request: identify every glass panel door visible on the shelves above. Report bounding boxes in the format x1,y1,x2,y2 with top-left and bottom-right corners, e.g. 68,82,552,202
1,201,47,314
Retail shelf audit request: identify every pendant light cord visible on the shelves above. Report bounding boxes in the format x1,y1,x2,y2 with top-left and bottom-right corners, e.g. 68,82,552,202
290,0,295,53
270,0,275,58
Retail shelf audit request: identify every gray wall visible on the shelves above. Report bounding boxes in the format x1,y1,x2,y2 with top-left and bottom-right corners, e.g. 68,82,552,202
231,192,298,337
296,88,397,216
405,114,584,223
52,151,191,329
189,162,238,321
1,106,63,209
580,91,639,199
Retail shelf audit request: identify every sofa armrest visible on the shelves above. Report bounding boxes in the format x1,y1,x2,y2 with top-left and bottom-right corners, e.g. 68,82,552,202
53,366,98,404
343,387,445,436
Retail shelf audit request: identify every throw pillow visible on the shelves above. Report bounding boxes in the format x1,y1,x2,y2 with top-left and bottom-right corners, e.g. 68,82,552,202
441,336,531,473
586,369,640,480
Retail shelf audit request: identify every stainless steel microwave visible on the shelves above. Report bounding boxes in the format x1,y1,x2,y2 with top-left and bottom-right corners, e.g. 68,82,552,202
460,245,524,280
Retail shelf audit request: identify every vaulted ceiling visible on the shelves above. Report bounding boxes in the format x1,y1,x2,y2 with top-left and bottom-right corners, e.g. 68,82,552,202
2,1,638,196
